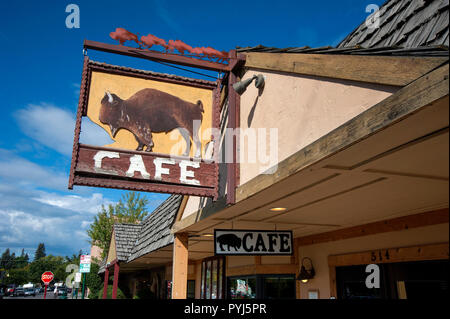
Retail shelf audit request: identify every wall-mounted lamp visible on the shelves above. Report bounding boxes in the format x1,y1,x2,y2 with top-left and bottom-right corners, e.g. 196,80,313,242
297,257,315,283
232,74,265,95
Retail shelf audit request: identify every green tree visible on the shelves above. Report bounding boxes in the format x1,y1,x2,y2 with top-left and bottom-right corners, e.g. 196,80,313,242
28,255,65,283
85,263,103,298
34,243,46,261
15,249,30,269
87,192,149,259
0,248,13,270
3,268,30,285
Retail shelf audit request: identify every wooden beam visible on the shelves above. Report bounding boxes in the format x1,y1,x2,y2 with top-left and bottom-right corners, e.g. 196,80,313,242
172,233,189,299
175,196,189,223
245,52,448,86
236,63,449,203
296,208,449,246
328,242,449,267
226,264,297,277
84,40,232,72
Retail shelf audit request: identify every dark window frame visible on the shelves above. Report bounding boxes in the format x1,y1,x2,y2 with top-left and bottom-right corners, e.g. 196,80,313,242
201,256,225,299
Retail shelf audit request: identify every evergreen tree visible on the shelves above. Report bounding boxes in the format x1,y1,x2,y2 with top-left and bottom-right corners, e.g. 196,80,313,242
34,243,46,261
0,248,11,270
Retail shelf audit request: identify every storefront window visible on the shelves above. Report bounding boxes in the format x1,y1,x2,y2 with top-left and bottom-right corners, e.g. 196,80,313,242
228,275,296,299
263,276,296,299
228,276,257,299
201,256,225,299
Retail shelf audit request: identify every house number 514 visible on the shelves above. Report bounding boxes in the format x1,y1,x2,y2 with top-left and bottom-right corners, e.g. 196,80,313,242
371,250,390,262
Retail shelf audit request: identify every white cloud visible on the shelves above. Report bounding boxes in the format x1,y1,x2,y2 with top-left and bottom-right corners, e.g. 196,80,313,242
0,209,71,247
0,149,67,190
33,192,114,215
15,103,112,156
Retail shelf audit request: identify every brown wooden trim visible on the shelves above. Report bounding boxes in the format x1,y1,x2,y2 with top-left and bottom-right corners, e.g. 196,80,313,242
245,52,448,86
212,80,222,201
68,56,89,190
296,208,449,247
227,50,238,205
75,145,217,188
226,264,297,277
89,61,217,90
176,196,189,223
236,63,449,203
329,242,449,267
84,40,232,72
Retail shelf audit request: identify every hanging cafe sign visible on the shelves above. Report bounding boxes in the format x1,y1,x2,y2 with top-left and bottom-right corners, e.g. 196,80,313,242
214,230,294,256
68,28,242,199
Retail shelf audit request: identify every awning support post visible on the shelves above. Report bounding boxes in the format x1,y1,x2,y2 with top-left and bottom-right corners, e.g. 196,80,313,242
102,267,109,299
112,263,120,299
172,232,189,299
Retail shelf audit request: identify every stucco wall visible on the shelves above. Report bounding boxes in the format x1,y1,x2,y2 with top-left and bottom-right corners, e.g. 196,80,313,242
297,223,449,299
239,69,398,184
180,71,398,221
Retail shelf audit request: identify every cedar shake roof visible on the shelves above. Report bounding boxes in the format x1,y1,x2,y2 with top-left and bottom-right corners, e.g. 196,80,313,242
98,194,182,273
237,0,448,56
338,0,449,48
127,194,182,262
113,223,142,261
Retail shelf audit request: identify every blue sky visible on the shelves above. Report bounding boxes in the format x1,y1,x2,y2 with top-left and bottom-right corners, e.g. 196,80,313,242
0,0,385,259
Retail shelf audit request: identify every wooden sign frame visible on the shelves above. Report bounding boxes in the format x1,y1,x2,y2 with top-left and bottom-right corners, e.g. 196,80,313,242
68,56,221,199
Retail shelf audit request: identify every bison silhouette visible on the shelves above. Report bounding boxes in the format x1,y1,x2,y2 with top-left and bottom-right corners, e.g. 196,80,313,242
216,234,242,252
99,88,204,157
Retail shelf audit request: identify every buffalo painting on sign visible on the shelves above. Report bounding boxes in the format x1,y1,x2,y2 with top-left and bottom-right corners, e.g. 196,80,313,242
69,58,220,198
87,70,213,158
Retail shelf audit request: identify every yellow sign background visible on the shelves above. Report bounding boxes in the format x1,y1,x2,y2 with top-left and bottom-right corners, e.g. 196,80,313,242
86,71,213,157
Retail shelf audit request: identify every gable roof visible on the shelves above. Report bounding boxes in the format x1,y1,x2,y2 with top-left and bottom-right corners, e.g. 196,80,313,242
98,194,182,273
338,0,449,48
127,194,182,262
113,223,142,261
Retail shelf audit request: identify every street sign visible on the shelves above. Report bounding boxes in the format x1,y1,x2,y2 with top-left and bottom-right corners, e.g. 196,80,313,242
80,255,91,264
80,255,91,273
41,271,54,284
41,271,54,300
75,272,82,283
79,263,91,273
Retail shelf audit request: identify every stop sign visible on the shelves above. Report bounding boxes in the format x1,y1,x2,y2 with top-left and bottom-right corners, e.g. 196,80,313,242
41,271,54,285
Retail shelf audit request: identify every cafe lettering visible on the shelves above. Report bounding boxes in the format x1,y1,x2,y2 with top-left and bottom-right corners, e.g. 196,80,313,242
214,230,293,256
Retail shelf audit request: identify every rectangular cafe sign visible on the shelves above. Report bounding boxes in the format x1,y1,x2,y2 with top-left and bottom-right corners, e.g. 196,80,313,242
214,229,293,256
